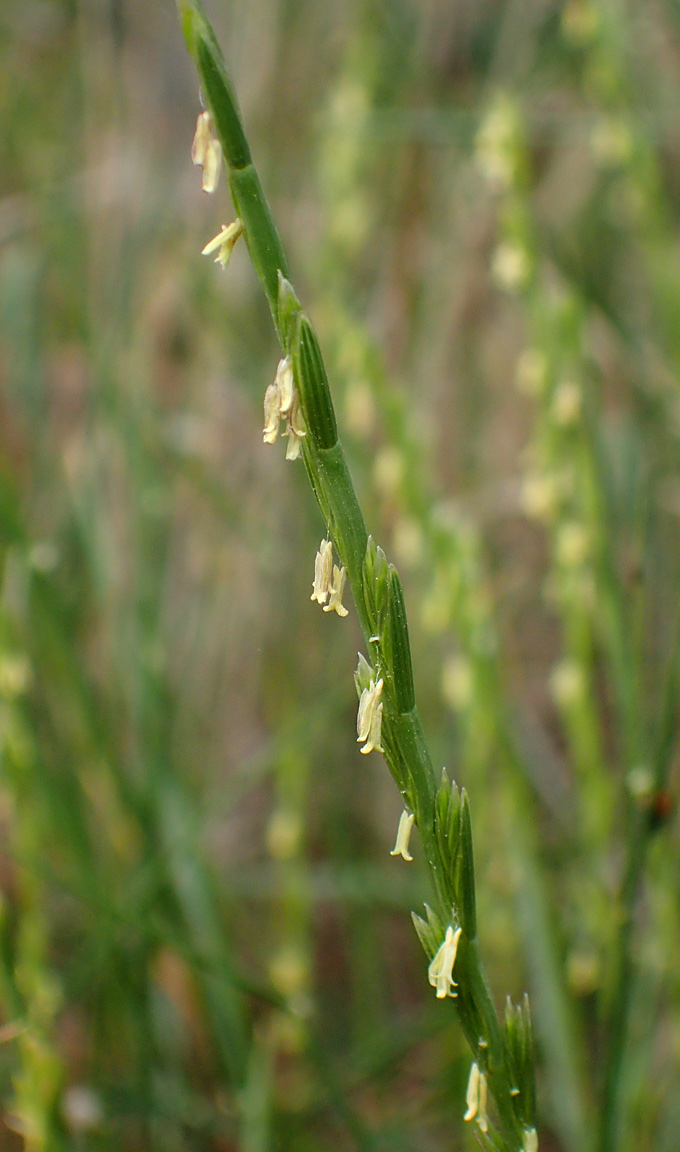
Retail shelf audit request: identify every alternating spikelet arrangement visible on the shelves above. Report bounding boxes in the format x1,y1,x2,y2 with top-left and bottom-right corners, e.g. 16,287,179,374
179,4,538,1147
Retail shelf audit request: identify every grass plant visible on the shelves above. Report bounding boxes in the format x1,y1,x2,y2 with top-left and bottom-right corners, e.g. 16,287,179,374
179,5,543,1150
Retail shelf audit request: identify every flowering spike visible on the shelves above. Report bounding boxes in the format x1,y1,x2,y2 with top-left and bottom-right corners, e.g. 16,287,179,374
202,219,244,268
191,110,221,193
357,677,383,754
179,14,542,1141
427,924,462,999
323,565,348,617
390,810,415,861
311,540,333,605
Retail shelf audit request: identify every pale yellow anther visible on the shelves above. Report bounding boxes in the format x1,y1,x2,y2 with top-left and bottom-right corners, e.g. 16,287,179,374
191,111,211,165
263,382,281,444
523,1128,538,1152
357,677,383,754
276,357,295,417
284,393,306,460
428,925,462,999
463,1061,489,1133
311,540,333,604
263,361,305,456
478,1071,488,1133
323,565,348,617
202,220,244,269
202,141,221,194
464,1062,480,1122
285,428,302,460
192,111,222,193
362,701,382,753
390,810,415,861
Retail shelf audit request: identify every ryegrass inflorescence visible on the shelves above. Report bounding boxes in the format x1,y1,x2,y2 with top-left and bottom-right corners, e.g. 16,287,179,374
179,4,538,1147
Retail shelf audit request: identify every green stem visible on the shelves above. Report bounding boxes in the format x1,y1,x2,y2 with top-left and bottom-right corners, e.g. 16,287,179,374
179,6,533,1146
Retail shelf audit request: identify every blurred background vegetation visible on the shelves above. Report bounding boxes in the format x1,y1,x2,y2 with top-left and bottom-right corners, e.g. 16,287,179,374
1,0,680,1149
